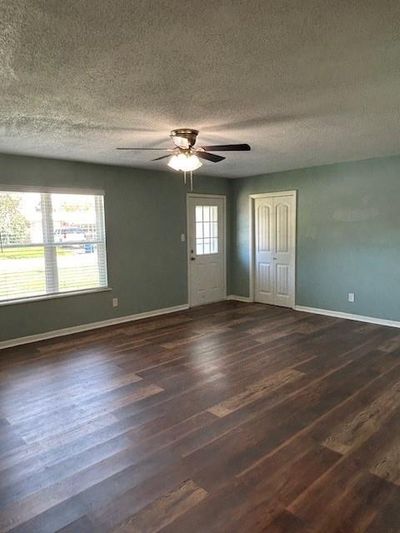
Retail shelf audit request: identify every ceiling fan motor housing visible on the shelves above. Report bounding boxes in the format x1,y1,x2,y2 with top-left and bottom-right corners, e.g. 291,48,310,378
170,128,199,149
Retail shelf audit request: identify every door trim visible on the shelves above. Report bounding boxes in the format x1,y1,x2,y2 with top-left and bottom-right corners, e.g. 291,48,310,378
186,193,227,307
249,190,297,306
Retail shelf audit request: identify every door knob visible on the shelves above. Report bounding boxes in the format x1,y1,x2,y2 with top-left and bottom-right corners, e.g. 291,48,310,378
190,257,196,261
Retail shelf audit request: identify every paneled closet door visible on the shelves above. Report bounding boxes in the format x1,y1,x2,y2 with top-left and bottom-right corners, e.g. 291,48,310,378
254,194,295,307
254,196,275,304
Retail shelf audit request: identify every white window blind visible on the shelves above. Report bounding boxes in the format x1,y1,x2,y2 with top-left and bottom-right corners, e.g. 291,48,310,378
0,189,108,302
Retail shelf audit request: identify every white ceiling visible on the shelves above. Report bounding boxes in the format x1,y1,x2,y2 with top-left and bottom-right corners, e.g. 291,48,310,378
1,0,400,177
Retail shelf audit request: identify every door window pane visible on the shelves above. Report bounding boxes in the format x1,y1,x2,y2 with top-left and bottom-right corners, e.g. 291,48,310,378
195,205,218,255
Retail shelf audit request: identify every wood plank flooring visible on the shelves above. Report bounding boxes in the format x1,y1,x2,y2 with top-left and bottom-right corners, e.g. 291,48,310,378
1,301,400,532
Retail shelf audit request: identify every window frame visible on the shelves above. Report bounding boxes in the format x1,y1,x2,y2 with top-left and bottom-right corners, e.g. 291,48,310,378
0,185,110,306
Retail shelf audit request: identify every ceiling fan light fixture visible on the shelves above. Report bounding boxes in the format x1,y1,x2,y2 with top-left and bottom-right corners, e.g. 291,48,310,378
116,129,250,185
168,153,202,172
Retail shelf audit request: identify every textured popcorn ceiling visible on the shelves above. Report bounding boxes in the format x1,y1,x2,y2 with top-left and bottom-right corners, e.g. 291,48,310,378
1,0,400,177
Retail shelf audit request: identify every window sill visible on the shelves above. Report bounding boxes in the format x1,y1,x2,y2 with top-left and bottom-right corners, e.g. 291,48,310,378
0,287,112,307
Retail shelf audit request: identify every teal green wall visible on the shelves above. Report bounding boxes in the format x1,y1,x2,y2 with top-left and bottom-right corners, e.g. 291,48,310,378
0,153,230,341
231,155,400,322
3,151,400,342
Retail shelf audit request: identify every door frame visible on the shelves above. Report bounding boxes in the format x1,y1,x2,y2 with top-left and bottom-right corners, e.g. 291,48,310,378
249,190,297,306
186,193,227,307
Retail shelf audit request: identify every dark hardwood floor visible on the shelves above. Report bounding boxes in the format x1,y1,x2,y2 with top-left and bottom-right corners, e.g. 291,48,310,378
1,302,400,532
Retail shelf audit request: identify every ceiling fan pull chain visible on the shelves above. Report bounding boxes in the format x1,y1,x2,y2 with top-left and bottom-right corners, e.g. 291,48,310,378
190,171,193,191
183,170,187,185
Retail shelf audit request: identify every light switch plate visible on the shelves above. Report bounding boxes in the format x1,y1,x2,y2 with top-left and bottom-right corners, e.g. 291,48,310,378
348,292,355,303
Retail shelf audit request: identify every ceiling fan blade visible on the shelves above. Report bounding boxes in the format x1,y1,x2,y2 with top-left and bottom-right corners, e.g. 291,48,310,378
116,147,172,151
152,154,171,161
200,143,251,151
196,151,226,163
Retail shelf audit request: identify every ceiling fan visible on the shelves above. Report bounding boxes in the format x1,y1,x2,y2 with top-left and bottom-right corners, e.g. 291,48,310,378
116,128,251,188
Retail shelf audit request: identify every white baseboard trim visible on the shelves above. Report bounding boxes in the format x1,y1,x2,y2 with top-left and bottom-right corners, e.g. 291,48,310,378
227,295,252,303
294,305,400,329
0,304,189,350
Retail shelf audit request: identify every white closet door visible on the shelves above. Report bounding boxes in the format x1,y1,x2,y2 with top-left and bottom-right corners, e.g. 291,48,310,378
254,194,295,307
254,196,275,304
274,195,295,307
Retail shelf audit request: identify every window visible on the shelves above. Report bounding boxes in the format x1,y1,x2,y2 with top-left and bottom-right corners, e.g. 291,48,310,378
195,205,218,255
0,189,108,303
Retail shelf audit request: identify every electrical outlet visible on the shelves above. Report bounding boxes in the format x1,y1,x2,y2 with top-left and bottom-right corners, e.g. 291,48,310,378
348,292,355,303
112,297,119,308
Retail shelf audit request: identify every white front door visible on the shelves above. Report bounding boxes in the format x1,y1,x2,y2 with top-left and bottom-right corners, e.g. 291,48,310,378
254,193,296,307
188,195,226,306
